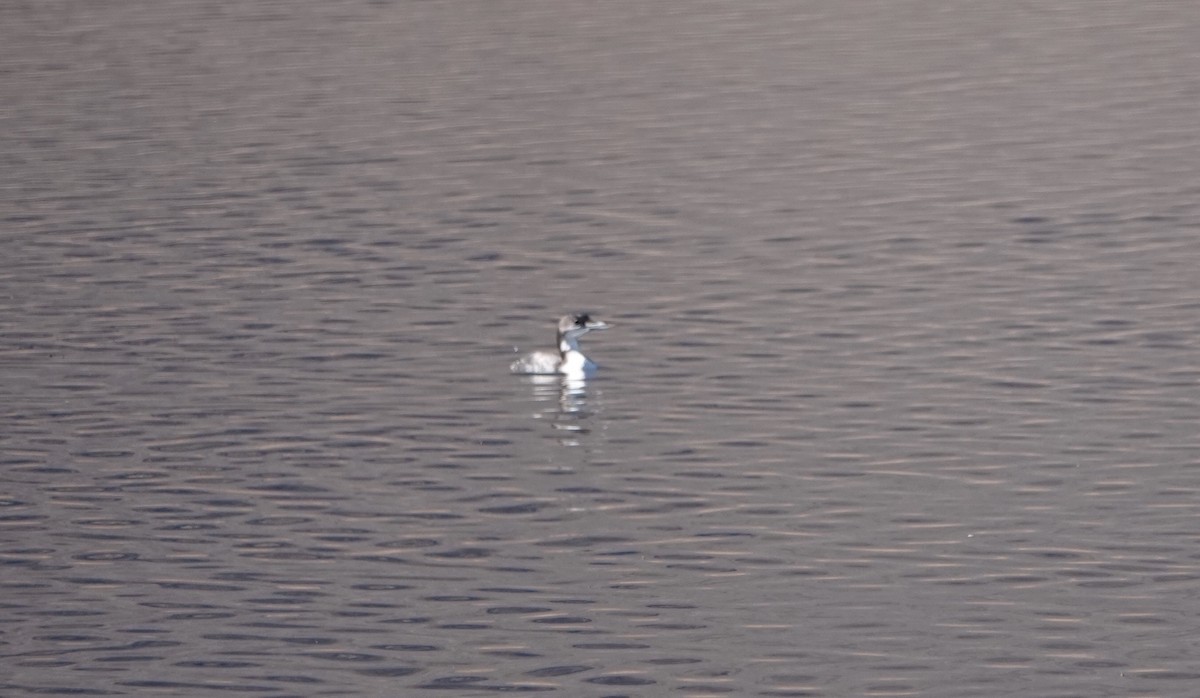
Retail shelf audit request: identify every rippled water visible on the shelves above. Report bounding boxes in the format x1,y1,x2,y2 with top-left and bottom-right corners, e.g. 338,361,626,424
5,1,1200,696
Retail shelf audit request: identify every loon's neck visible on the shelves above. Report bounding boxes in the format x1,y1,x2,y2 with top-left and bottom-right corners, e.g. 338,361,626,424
558,333,580,357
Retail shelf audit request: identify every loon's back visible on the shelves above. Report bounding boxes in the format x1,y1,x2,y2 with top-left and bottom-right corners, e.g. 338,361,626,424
510,349,561,375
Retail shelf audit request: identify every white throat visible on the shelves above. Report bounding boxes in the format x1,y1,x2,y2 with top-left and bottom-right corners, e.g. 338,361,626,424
559,334,581,355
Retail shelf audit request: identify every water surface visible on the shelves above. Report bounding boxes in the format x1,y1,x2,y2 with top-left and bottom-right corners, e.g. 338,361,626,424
4,2,1200,696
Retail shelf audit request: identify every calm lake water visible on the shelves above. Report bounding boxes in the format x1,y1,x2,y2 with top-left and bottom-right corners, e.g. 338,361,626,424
4,2,1200,696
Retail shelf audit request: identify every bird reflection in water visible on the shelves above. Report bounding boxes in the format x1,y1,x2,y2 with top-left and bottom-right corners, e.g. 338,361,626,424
525,374,603,447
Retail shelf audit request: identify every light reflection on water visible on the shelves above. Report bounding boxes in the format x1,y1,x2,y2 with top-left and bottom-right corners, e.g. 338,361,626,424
528,373,597,416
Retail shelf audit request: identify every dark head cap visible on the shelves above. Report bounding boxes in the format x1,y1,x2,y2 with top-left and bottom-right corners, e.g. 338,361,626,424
558,312,610,333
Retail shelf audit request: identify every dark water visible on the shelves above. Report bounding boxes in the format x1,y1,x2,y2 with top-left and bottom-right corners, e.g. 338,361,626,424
5,2,1200,696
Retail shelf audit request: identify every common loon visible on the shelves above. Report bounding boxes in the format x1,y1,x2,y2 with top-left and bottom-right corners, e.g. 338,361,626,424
510,313,610,378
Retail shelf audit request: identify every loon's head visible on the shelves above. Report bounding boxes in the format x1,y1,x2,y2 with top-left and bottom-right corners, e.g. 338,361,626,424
557,312,609,352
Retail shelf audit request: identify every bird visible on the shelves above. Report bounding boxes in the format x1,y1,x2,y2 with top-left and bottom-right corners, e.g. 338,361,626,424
510,313,610,379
